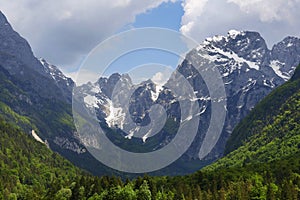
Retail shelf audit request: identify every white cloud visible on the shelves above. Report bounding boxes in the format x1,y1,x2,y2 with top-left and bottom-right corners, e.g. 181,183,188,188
227,0,300,22
152,70,172,86
180,0,208,35
180,0,300,47
0,0,176,70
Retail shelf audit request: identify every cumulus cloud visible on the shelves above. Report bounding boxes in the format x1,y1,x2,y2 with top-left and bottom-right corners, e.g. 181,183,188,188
227,0,300,23
180,0,208,35
180,0,300,47
151,70,172,86
0,0,176,70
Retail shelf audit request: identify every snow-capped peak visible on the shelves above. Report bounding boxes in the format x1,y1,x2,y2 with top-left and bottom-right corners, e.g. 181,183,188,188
228,30,244,39
205,35,224,44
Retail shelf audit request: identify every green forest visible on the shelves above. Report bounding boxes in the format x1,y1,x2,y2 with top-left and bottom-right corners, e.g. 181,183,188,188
0,65,299,199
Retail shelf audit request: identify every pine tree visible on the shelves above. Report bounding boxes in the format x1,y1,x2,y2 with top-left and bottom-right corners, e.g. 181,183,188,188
136,180,151,200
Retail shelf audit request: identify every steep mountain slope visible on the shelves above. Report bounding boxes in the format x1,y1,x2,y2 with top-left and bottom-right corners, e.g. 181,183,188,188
0,11,75,139
0,12,74,103
206,64,300,170
0,64,72,138
225,65,300,154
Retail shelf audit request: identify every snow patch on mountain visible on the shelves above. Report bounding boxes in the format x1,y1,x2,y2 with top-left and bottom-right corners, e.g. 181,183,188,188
151,85,163,102
84,95,100,108
142,129,153,143
215,47,260,70
39,58,71,85
263,79,275,88
105,99,126,129
228,30,244,39
270,60,290,81
31,130,45,144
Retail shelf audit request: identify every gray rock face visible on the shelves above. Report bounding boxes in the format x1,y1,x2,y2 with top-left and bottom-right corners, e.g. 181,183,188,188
0,12,42,75
39,58,74,103
271,36,300,77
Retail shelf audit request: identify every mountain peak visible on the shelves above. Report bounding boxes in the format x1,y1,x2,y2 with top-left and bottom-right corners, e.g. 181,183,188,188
0,11,48,76
0,11,74,104
282,35,300,42
274,36,300,49
202,30,262,45
225,30,265,45
0,11,9,25
39,58,74,83
196,30,268,70
109,72,121,79
271,36,300,74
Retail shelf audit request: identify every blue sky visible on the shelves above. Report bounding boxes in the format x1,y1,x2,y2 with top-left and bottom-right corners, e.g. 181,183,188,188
132,1,183,31
86,1,186,84
106,1,184,77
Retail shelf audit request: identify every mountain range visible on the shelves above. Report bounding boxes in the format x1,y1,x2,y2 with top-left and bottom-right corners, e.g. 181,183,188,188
75,29,300,174
1,10,300,176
